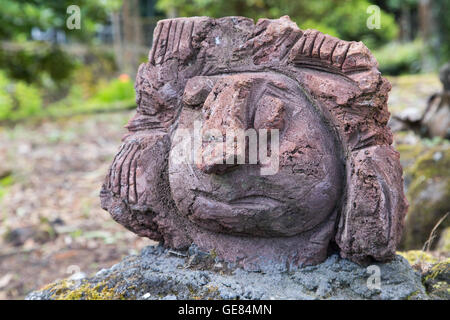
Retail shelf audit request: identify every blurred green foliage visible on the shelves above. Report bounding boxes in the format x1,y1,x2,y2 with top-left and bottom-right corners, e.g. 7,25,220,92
373,40,423,75
0,70,135,123
383,0,449,65
0,70,43,122
320,0,397,49
0,0,121,87
157,0,398,49
0,0,131,123
91,77,135,104
0,43,76,85
42,74,135,119
0,175,14,200
0,0,119,41
434,0,450,64
45,74,135,115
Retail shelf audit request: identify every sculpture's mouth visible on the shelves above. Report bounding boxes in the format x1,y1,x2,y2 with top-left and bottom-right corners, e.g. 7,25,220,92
188,193,292,236
194,193,283,210
228,195,283,208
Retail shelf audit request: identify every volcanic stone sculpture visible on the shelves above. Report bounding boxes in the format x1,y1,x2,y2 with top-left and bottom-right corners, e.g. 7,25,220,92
100,16,408,271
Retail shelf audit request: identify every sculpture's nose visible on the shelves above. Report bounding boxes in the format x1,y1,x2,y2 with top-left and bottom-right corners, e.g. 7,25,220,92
197,134,250,175
197,113,247,175
183,75,284,175
196,77,250,175
198,157,237,175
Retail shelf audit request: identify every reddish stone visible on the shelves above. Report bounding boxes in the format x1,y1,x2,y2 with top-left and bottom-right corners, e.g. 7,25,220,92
100,16,408,270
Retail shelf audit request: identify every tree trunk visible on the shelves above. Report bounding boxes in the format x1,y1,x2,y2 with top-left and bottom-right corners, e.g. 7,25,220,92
122,0,142,78
399,6,412,42
111,11,123,73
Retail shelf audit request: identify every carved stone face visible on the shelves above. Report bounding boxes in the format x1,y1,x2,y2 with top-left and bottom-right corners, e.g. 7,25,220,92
100,16,407,271
169,73,343,237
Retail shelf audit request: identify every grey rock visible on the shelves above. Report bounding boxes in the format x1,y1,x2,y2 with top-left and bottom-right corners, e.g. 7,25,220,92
26,245,429,300
68,272,87,281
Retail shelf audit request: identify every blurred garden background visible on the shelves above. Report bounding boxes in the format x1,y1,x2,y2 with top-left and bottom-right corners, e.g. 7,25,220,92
0,0,449,299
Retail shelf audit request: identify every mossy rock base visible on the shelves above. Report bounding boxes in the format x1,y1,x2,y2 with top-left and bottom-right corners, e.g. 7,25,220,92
27,245,432,300
423,259,450,300
397,250,438,265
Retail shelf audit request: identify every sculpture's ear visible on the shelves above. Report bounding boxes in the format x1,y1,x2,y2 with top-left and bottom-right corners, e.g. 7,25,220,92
335,146,408,264
100,17,215,249
281,29,408,263
100,134,168,239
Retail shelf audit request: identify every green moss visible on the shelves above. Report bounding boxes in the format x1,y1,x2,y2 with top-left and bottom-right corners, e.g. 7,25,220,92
407,148,450,184
184,283,221,300
423,259,450,300
40,279,73,296
437,227,450,252
386,73,441,88
209,249,217,260
424,259,450,282
207,285,219,294
401,146,450,249
396,143,427,168
406,290,421,300
397,250,438,266
0,173,14,200
39,279,125,300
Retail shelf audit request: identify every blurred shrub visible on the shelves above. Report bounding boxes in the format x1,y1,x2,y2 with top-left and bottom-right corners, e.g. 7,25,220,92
373,40,423,75
0,69,134,123
0,174,14,200
14,82,43,119
0,71,43,122
76,49,118,98
90,75,134,104
0,72,14,121
320,0,398,49
157,0,397,49
435,0,450,64
299,19,339,38
44,74,135,118
0,43,77,85
0,0,112,42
